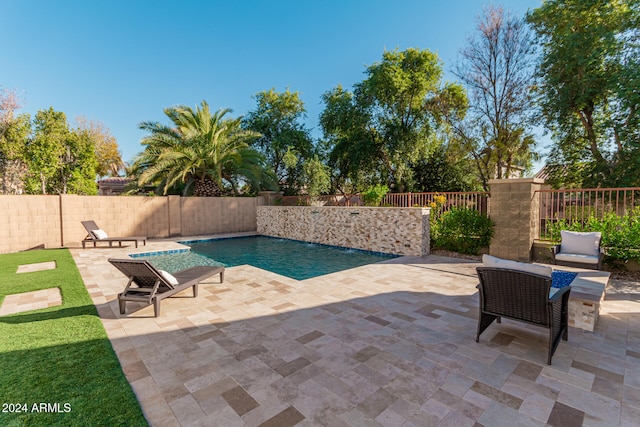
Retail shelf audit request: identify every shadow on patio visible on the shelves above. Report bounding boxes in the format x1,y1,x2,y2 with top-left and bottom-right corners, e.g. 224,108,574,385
97,279,639,427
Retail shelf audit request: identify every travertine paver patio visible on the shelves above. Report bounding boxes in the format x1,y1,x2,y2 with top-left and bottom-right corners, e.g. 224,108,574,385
71,237,640,427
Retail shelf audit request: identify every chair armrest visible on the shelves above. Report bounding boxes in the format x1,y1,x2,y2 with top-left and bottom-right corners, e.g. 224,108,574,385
551,244,561,256
548,285,570,303
597,247,605,269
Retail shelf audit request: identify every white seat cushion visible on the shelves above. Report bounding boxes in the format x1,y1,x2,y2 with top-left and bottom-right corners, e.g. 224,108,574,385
91,229,109,240
159,270,179,286
560,230,601,257
482,254,552,278
555,252,599,265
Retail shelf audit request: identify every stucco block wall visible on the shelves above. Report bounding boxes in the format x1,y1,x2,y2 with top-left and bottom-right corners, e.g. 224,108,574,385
489,178,544,261
0,195,260,253
0,195,62,253
60,195,171,247
168,196,182,237
257,206,430,256
180,197,258,236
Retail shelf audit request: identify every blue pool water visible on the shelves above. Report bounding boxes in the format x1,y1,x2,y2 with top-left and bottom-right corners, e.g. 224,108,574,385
138,236,397,280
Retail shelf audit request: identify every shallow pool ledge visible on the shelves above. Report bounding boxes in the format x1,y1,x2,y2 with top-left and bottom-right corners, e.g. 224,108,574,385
257,206,430,256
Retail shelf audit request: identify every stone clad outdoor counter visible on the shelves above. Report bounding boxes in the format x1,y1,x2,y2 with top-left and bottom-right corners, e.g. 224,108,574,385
257,206,431,256
563,268,610,332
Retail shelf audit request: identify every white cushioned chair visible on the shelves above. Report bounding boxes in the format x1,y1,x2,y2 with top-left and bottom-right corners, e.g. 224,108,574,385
552,230,604,270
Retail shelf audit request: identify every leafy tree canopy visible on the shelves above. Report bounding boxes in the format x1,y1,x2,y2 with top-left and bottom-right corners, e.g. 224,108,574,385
410,144,479,192
76,117,125,177
243,88,313,195
452,5,538,190
22,107,98,195
320,48,468,192
0,88,29,194
134,101,275,196
527,0,640,187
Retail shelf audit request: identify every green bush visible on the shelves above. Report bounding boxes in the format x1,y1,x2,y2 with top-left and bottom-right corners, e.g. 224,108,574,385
362,184,389,206
547,207,640,261
431,207,494,255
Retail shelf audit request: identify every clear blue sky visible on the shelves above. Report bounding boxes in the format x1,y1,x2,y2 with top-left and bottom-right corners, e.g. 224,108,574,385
1,0,544,169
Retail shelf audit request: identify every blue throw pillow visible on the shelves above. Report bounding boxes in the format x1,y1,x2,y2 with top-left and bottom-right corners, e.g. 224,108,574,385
551,271,578,289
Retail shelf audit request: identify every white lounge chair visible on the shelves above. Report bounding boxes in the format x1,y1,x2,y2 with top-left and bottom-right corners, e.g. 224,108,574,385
552,230,604,270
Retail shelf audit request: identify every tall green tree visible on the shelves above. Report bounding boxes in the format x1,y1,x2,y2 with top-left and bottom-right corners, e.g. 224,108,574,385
320,48,467,192
58,128,99,194
76,117,125,177
527,0,640,187
410,145,478,192
302,155,331,197
0,88,29,194
453,5,538,190
134,101,273,196
24,108,98,195
24,108,68,194
243,88,313,194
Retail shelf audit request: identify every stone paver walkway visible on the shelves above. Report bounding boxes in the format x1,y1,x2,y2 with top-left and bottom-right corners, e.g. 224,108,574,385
71,238,640,427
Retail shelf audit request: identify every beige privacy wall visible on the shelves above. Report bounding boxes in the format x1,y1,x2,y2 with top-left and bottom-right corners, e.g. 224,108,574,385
257,206,431,256
0,195,259,253
0,195,62,254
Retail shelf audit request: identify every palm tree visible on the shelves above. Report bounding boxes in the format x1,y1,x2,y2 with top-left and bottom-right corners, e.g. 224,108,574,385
133,101,274,196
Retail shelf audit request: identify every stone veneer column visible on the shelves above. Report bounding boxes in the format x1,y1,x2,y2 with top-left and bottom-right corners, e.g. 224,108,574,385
489,178,545,261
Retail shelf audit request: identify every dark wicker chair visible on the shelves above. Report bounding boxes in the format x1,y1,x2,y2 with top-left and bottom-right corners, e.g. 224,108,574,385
109,258,224,317
476,267,571,365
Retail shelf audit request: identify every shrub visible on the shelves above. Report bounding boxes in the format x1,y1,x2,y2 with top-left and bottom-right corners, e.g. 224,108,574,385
547,207,640,261
362,184,389,206
431,207,494,255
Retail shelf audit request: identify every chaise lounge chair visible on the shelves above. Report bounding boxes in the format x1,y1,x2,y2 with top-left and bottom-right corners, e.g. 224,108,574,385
82,220,147,249
108,258,225,317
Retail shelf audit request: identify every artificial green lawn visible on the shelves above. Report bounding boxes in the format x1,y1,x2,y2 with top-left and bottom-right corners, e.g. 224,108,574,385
0,249,147,426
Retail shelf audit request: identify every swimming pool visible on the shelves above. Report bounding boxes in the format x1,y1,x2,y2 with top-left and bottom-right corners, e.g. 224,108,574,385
137,236,397,280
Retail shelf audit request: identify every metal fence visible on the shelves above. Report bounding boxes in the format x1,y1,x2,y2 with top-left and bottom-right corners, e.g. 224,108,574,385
281,191,490,214
383,192,489,213
281,194,362,206
537,187,640,239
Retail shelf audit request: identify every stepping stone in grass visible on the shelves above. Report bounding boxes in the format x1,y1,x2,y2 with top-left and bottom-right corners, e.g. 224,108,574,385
0,287,62,316
16,261,57,274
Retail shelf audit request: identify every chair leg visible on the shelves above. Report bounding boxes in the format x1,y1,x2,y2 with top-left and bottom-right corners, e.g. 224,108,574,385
118,296,126,315
547,327,556,365
476,312,498,342
154,299,161,317
193,284,198,297
220,271,224,283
